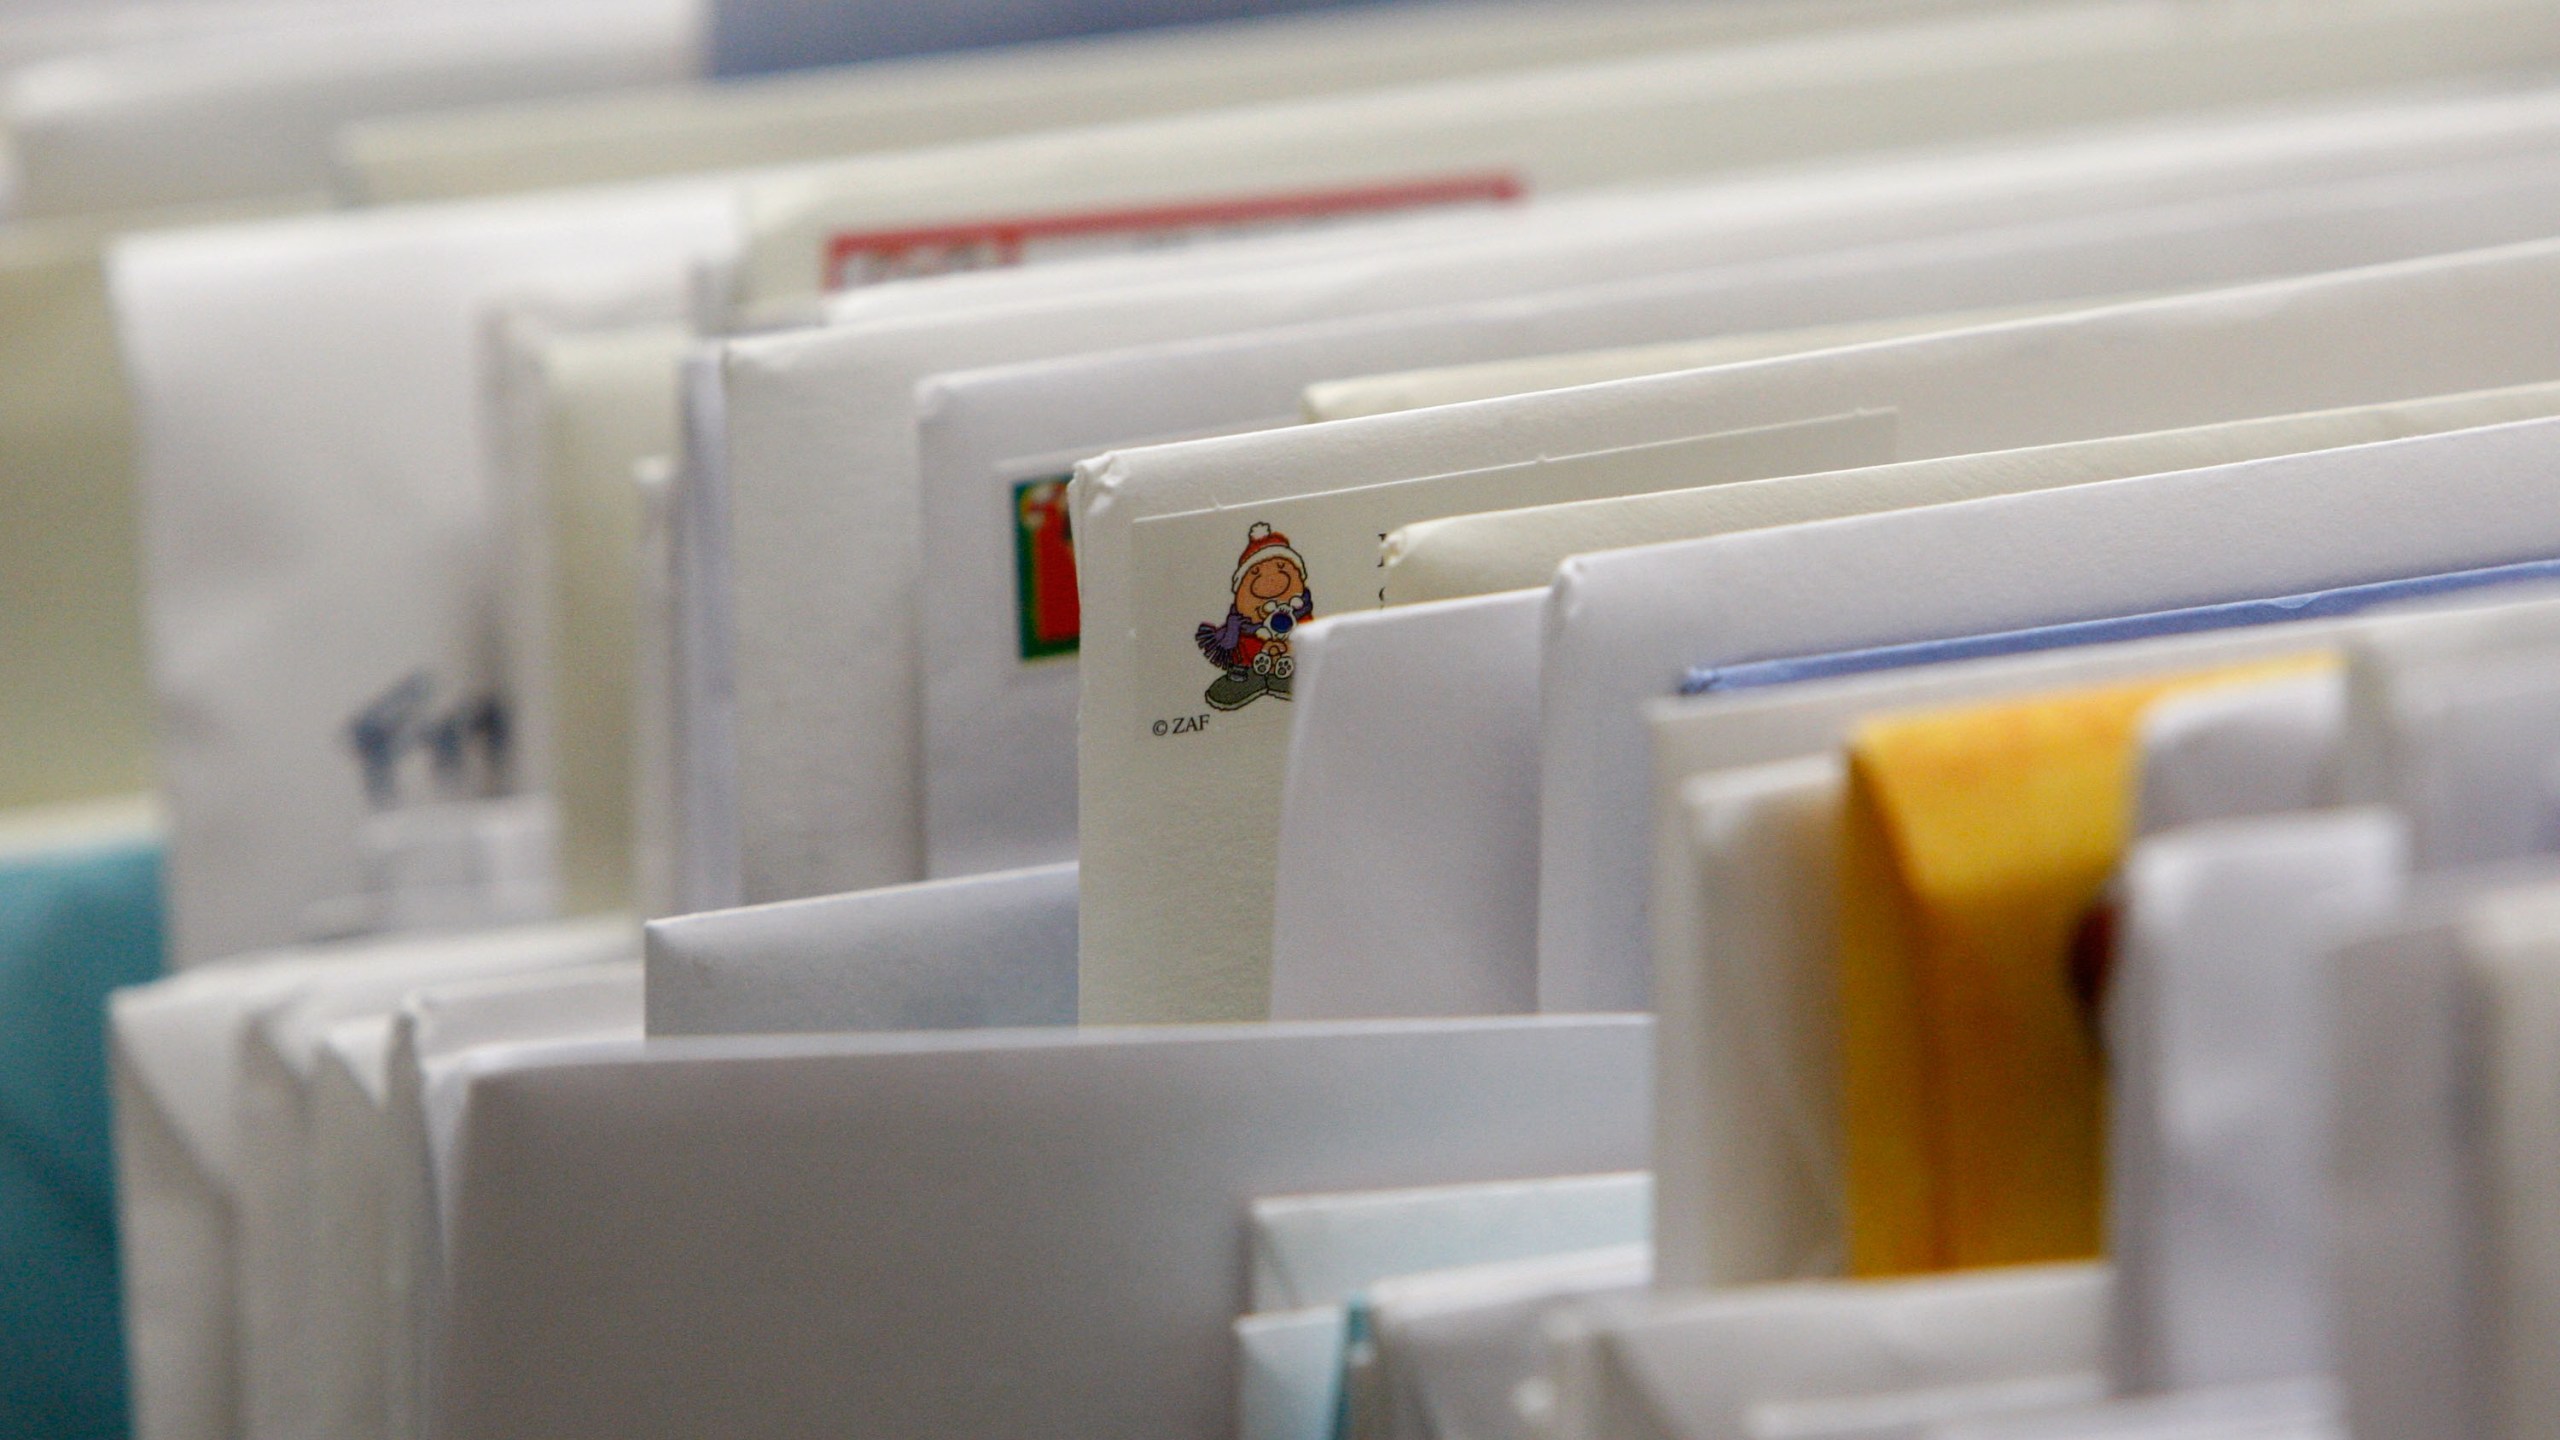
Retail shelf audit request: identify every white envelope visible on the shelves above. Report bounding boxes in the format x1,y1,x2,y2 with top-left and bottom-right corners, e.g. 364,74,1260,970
113,182,735,963
2108,810,2407,1394
642,861,1078,1036
426,1015,1648,1439
337,0,1999,204
744,87,2560,911
1526,241,2560,1010
1269,591,1548,1022
1660,757,1849,1293
2133,672,2348,837
230,919,632,1440
1540,1264,2106,1440
304,1015,395,1440
2339,611,2560,868
2329,888,2498,1440
1252,1172,1650,1314
109,918,628,1440
1355,1245,1650,1440
2454,879,2560,1440
1242,1173,1649,1440
3,0,693,218
1923,1380,2341,1440
379,962,641,1440
1385,378,2560,610
733,0,2560,313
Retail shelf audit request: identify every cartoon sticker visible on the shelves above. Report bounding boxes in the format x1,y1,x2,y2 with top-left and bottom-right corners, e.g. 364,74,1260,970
1194,521,1313,711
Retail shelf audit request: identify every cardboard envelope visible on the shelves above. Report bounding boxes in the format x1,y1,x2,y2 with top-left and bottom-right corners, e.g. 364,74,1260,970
1541,1263,2106,1440
112,182,735,964
741,86,2560,910
2109,811,2407,1393
425,1015,1648,1440
732,0,2560,313
339,0,2005,204
379,962,641,1440
4,0,694,218
642,861,1078,1036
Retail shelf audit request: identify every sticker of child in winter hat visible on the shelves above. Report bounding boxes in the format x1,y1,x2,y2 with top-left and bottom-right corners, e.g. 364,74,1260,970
1195,521,1314,711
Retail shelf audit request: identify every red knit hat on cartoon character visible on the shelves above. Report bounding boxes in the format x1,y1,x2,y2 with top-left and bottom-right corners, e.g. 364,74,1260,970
1231,522,1306,589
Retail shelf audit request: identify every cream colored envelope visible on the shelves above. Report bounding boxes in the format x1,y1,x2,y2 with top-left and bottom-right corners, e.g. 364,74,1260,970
4,0,692,218
483,307,690,917
336,0,2005,204
1383,377,2560,609
732,0,2560,315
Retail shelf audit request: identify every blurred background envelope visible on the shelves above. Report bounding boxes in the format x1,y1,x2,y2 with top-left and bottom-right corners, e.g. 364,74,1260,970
428,1016,1648,1439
